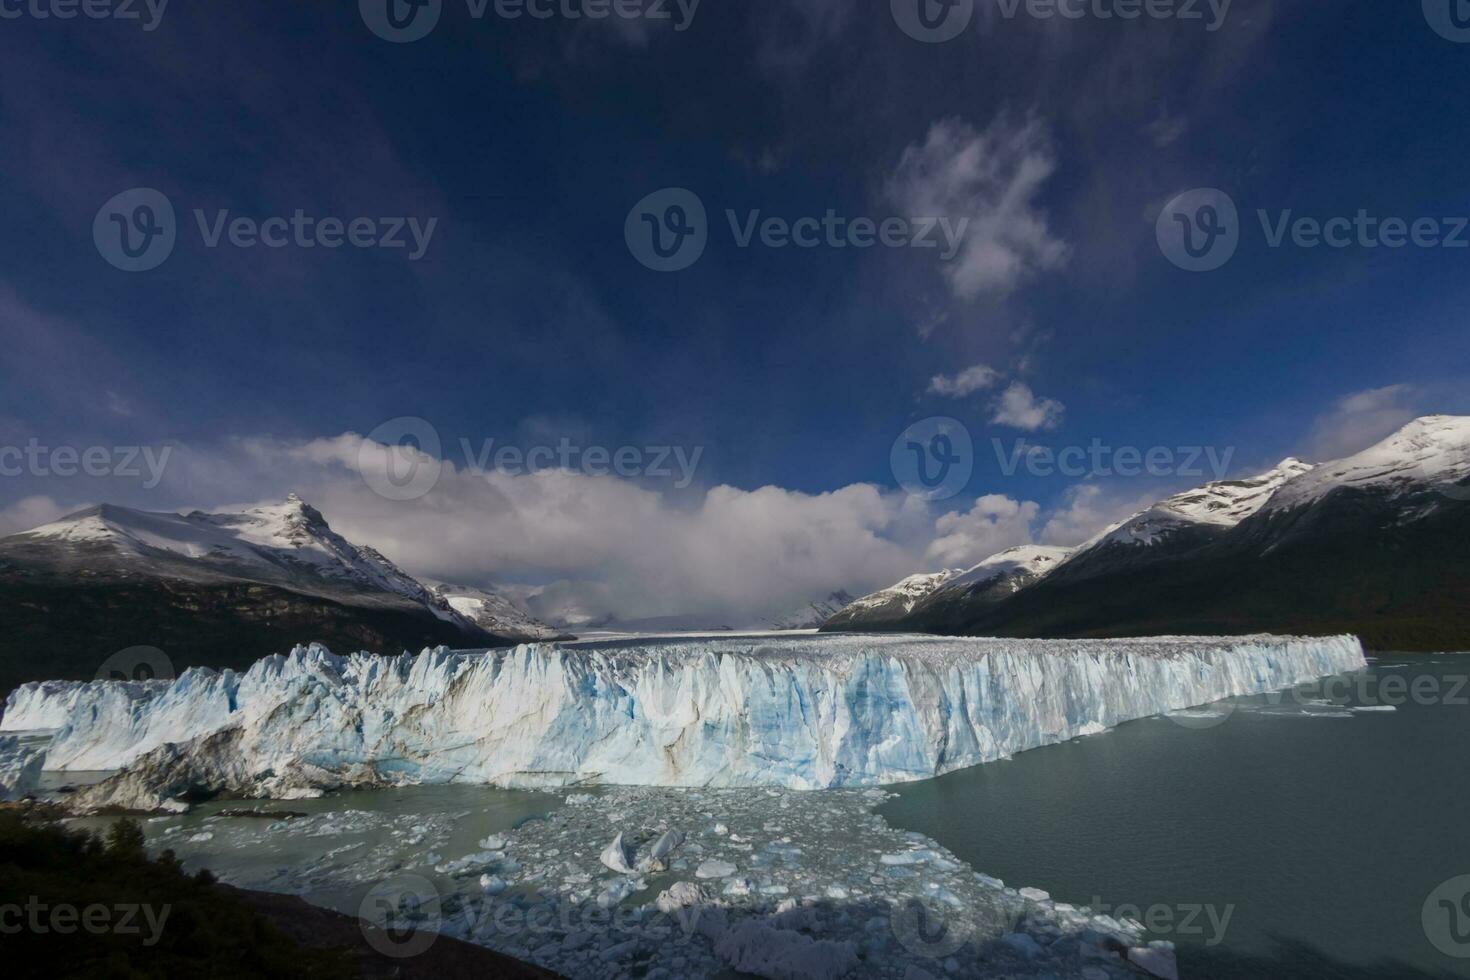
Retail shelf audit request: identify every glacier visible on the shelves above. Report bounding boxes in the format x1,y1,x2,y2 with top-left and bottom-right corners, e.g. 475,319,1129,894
1,633,1365,808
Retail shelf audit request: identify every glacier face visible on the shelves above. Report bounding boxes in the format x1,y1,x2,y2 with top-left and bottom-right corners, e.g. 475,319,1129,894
1,634,1365,806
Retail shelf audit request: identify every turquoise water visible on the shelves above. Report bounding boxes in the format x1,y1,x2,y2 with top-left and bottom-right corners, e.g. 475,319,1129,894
879,654,1470,979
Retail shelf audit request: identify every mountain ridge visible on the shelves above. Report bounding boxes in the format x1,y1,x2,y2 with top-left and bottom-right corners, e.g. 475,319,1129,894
825,416,1470,649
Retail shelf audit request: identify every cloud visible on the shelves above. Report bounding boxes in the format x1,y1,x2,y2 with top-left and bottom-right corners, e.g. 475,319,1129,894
886,115,1068,301
1038,484,1154,547
0,424,1221,622
924,495,1038,568
991,381,1065,431
928,364,1002,398
0,495,68,537
16,430,1051,625
1305,385,1424,461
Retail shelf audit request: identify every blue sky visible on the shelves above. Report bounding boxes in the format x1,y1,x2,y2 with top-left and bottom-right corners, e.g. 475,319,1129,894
1,1,1468,621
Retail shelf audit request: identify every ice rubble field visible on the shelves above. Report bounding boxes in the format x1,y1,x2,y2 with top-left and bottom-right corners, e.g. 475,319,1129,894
2,633,1366,808
126,785,1177,980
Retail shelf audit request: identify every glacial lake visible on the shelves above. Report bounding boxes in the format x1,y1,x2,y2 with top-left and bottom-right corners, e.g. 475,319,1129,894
55,651,1470,978
879,653,1470,979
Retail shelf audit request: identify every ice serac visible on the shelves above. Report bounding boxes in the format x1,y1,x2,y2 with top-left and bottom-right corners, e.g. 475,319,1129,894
3,634,1366,808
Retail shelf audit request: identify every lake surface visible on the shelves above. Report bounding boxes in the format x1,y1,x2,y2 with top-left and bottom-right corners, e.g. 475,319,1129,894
879,654,1470,979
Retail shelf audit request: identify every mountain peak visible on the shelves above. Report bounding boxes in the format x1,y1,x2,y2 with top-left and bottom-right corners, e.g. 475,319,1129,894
1265,414,1470,512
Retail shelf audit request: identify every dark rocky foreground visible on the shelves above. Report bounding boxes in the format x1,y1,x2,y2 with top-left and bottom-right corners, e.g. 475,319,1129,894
223,885,563,980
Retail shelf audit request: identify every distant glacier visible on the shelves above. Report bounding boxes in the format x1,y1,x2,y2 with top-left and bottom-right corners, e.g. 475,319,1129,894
3,633,1366,808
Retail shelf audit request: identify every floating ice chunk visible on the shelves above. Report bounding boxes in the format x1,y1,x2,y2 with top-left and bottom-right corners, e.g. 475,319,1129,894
1018,887,1051,903
1352,705,1397,713
696,859,737,879
723,877,757,896
1128,941,1180,980
436,850,501,875
596,876,644,908
655,881,707,913
713,919,859,980
600,832,637,874
639,829,686,871
478,833,509,850
479,874,508,895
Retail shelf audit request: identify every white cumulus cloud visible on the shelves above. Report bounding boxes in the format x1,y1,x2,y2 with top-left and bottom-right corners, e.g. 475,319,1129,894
887,115,1068,301
991,381,1065,431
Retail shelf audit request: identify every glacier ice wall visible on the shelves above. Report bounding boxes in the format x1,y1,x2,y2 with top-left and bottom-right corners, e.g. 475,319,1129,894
2,634,1365,799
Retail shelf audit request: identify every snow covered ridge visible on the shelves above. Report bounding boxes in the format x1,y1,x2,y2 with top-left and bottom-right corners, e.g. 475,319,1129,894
3,634,1365,807
1263,414,1470,512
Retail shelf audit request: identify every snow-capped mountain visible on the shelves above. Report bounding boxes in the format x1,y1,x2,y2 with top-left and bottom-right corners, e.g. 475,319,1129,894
1087,457,1315,549
823,546,1072,631
431,584,574,642
0,497,505,695
20,495,455,610
885,417,1470,650
1262,415,1470,513
761,590,857,630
